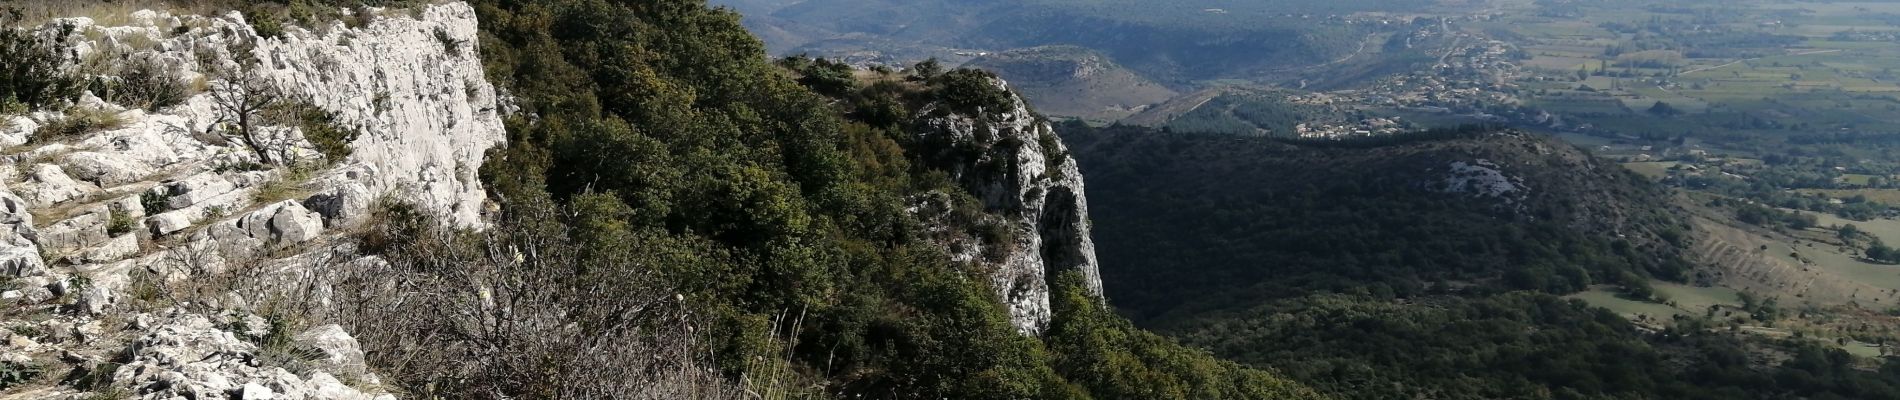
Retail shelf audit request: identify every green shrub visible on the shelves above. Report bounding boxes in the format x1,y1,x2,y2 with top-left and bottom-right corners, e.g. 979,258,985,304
0,22,83,113
0,360,44,390
96,57,188,112
778,56,859,98
106,211,134,237
248,6,286,39
929,69,1014,116
1039,131,1068,177
272,102,356,164
910,58,944,80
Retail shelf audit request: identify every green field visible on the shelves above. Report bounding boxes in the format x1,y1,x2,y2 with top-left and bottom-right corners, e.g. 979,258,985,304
1813,213,1900,245
1484,0,1900,146
1655,284,1744,314
1570,288,1691,320
1771,239,1900,292
1800,189,1900,204
1839,174,1884,186
1570,283,1744,321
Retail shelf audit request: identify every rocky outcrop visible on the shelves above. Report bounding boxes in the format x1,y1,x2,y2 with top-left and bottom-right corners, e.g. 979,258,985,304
910,78,1103,334
1,3,499,398
1436,159,1530,213
246,5,505,227
107,311,391,400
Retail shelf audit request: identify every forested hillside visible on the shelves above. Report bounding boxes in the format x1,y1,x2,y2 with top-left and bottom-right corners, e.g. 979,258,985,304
1063,125,1900,399
346,0,1319,398
1066,125,1693,319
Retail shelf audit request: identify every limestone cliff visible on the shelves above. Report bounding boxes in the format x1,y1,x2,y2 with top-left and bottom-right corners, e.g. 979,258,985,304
909,78,1103,334
0,3,498,398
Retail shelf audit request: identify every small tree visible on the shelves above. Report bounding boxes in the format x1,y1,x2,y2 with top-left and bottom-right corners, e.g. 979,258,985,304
0,16,82,113
1647,101,1681,116
206,58,286,165
1840,224,1863,241
910,58,943,81
1870,242,1900,264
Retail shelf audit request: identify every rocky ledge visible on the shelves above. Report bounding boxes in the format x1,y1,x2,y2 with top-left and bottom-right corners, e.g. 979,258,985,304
1,3,500,399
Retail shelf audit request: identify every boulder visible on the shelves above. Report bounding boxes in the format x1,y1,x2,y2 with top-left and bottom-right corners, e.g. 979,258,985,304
292,324,367,376
20,164,97,207
215,200,324,247
163,173,238,210
108,194,145,219
6,276,57,304
37,207,110,254
0,245,47,277
0,190,34,246
74,234,140,264
240,382,277,400
147,212,192,236
0,115,35,147
269,202,324,244
303,180,372,226
76,264,132,314
61,151,156,187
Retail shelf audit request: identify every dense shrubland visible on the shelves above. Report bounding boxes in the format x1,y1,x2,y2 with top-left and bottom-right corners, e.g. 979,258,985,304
322,0,1321,398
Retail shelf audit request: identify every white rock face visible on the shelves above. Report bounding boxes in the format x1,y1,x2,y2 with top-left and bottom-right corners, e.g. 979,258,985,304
247,4,505,227
0,4,498,398
912,78,1103,334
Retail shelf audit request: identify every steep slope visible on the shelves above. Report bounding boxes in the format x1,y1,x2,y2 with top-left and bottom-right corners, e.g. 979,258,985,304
437,0,1323,398
962,46,1176,122
0,3,500,398
0,1,1311,399
1061,124,1900,399
904,75,1103,333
